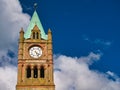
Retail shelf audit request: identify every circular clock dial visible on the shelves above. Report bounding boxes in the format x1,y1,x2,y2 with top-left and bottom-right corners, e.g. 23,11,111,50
29,46,42,58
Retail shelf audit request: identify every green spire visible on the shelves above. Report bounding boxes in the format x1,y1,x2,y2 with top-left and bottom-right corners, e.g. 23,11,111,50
24,10,48,40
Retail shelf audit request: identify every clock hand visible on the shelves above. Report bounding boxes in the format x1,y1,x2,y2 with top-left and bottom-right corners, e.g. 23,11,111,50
35,51,40,56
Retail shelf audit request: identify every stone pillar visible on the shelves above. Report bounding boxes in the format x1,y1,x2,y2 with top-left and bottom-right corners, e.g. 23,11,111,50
51,64,54,84
31,65,34,78
22,64,25,82
38,65,40,78
48,29,53,60
17,63,22,84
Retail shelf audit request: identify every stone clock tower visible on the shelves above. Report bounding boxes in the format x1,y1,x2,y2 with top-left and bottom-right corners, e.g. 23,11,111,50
16,9,55,90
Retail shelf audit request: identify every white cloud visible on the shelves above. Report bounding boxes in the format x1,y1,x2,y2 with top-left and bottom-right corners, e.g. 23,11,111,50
94,39,112,46
0,66,17,90
82,35,112,47
78,52,101,65
107,71,114,77
107,71,120,82
0,0,30,51
54,53,120,90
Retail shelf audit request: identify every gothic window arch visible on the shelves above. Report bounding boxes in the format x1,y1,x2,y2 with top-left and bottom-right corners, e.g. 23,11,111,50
34,66,38,78
33,32,35,39
36,32,39,39
40,66,45,78
26,66,31,78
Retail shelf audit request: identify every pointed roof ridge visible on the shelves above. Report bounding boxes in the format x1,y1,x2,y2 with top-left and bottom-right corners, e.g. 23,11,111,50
24,10,47,40
32,24,39,31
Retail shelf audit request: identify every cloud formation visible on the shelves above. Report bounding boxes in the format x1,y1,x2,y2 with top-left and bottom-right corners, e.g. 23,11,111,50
0,0,30,51
82,35,112,47
0,66,17,90
0,0,30,67
54,53,120,90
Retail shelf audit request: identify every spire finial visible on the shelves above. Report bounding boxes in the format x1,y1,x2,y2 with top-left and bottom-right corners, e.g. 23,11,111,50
34,3,37,10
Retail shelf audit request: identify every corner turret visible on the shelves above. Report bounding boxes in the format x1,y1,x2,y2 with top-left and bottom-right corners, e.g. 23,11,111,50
19,28,24,42
48,28,52,41
18,28,24,60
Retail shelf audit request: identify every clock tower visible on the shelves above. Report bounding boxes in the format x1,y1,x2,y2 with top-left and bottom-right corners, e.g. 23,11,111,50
16,9,55,90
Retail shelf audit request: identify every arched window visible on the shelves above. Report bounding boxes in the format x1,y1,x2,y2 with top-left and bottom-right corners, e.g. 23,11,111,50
26,66,31,78
40,66,44,78
33,32,35,39
36,32,39,39
34,66,38,78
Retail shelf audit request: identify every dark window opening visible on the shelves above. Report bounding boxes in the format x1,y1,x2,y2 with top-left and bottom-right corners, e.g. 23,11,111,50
34,66,38,78
33,32,35,39
26,66,31,78
36,32,39,39
40,66,44,78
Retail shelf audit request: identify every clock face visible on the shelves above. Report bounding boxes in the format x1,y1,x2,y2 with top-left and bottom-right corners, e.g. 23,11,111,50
29,46,42,58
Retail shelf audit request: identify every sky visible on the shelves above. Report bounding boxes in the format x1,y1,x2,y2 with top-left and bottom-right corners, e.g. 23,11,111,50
19,0,120,75
0,0,120,90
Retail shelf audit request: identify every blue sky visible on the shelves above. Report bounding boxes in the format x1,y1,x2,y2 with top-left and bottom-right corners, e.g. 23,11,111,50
0,0,120,90
19,0,120,75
